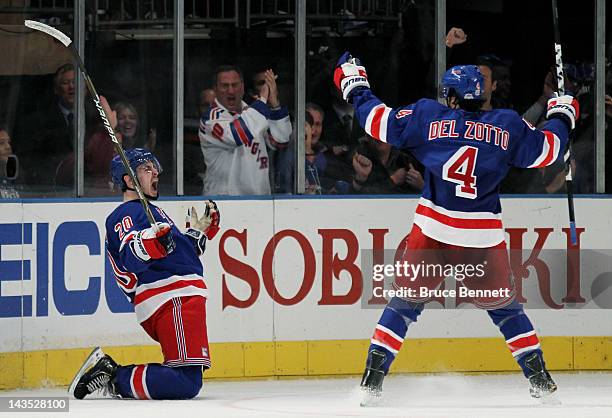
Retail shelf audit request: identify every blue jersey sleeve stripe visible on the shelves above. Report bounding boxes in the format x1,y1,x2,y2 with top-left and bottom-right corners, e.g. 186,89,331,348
269,106,289,120
249,100,271,118
231,119,252,145
237,117,254,142
229,121,244,146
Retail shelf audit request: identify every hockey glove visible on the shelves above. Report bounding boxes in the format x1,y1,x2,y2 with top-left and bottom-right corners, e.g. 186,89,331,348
185,200,221,255
130,222,174,261
333,51,370,102
546,95,579,130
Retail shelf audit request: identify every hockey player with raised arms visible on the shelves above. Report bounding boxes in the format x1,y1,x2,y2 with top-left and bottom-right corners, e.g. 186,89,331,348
69,147,220,400
333,52,579,404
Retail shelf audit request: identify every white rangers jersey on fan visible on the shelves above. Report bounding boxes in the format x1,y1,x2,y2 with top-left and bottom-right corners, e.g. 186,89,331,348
199,98,291,195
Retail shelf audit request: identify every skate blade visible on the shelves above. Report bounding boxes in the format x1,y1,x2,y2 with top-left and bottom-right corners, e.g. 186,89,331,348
539,392,562,406
68,347,105,397
359,387,382,407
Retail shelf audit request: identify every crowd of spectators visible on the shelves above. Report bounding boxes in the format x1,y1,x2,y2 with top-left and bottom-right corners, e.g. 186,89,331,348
0,26,605,198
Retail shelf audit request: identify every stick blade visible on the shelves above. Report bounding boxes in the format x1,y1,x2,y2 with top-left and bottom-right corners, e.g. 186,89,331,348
24,20,72,47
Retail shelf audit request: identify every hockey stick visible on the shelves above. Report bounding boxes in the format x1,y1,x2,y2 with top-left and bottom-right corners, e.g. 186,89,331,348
24,19,157,227
551,0,578,245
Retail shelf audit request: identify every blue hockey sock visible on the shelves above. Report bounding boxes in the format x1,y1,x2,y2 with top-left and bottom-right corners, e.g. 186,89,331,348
487,300,544,377
367,297,423,374
115,364,202,399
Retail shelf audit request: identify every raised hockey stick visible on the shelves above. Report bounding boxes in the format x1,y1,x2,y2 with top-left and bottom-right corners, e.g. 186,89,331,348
24,19,157,227
551,0,578,245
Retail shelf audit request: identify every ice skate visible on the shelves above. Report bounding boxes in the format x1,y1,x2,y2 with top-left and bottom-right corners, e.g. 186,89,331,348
359,349,386,407
524,352,560,405
69,347,119,399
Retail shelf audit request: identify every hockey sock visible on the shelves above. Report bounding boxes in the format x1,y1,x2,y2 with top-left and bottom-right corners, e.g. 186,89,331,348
114,364,203,399
367,297,424,374
487,300,544,377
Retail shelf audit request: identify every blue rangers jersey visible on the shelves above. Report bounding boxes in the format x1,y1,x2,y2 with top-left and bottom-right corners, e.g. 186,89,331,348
351,89,570,248
105,200,208,323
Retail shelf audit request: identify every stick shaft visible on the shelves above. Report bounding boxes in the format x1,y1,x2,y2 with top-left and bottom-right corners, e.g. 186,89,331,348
71,47,157,226
25,20,156,227
551,0,578,245
552,0,565,96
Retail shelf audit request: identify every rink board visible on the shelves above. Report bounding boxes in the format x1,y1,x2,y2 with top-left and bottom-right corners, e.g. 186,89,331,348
0,196,611,388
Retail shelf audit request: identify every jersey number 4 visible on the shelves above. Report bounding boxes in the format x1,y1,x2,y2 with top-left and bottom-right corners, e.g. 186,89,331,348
442,146,478,199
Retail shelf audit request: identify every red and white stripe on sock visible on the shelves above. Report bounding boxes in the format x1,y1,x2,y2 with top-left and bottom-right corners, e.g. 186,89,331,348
371,324,404,354
130,365,152,399
506,330,541,357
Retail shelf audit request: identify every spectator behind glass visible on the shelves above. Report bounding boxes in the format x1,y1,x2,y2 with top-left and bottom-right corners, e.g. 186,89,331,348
446,28,513,110
315,86,359,190
476,57,498,111
277,105,328,194
0,126,20,198
350,136,424,194
83,96,121,194
503,64,591,194
478,52,566,194
114,102,156,151
248,67,291,192
182,88,216,195
562,63,595,193
445,27,578,195
198,88,216,117
18,63,75,191
199,65,291,195
248,69,268,103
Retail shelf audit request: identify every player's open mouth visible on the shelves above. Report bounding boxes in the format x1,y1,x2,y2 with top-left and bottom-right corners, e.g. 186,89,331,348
151,180,158,192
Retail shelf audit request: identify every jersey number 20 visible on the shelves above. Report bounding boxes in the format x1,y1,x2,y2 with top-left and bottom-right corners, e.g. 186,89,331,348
442,146,478,199
114,216,134,240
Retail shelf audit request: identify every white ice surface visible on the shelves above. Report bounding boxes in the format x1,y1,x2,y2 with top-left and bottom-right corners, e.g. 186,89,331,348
3,372,612,418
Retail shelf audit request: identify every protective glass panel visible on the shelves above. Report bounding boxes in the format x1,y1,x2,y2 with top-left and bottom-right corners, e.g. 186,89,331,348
183,0,294,196
447,0,596,194
297,0,434,195
83,0,175,197
0,3,76,198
